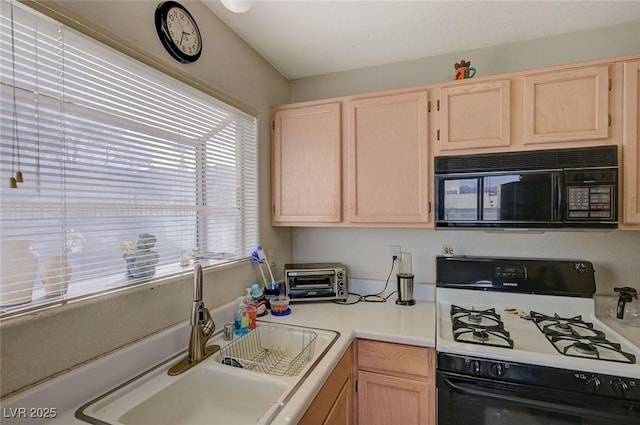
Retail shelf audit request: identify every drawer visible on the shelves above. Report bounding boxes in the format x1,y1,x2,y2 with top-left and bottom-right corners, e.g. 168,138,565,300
357,339,434,379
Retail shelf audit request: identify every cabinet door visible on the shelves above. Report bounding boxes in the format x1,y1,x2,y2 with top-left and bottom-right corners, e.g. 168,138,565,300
298,345,352,425
357,370,433,425
272,103,342,224
438,79,511,151
623,60,640,224
523,65,609,145
345,91,430,224
323,378,352,425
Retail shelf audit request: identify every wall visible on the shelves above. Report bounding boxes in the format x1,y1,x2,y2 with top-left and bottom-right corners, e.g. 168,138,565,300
293,228,640,295
291,19,640,102
290,21,640,296
0,0,291,398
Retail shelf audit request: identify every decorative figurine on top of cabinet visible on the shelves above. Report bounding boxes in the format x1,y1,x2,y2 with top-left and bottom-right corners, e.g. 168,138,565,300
454,59,476,80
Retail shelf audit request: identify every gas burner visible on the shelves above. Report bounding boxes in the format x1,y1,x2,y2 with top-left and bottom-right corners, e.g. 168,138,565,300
572,342,599,356
452,323,515,349
532,311,637,364
451,305,502,328
468,312,482,324
472,330,490,342
530,312,605,340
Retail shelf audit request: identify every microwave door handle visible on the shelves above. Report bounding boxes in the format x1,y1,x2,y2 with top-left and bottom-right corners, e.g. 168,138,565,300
554,174,562,221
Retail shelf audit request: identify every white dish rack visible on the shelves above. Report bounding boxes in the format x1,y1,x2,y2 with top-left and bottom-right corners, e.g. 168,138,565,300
219,323,318,377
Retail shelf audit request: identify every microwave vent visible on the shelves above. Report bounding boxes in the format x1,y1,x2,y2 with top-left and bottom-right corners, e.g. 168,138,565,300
435,146,617,174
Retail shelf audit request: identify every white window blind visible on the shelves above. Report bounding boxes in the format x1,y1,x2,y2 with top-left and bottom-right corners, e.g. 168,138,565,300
0,0,258,316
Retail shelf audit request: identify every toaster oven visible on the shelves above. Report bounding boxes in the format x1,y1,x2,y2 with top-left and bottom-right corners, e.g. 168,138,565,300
284,263,348,302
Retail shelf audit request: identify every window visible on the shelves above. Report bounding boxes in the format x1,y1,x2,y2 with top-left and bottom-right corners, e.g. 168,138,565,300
0,0,258,317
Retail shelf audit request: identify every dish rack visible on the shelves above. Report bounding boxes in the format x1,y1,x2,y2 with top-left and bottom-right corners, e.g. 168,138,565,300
219,324,317,377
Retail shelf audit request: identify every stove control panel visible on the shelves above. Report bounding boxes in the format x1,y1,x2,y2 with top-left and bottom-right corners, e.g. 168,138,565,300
494,265,527,280
573,372,638,398
439,353,640,402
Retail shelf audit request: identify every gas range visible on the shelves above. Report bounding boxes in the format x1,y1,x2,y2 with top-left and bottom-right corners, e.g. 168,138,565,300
435,256,640,425
437,288,639,377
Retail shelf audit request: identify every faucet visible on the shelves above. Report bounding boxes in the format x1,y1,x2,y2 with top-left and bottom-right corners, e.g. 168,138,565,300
168,263,219,375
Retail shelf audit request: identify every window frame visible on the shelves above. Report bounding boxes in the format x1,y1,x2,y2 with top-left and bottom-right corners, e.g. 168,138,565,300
0,0,260,319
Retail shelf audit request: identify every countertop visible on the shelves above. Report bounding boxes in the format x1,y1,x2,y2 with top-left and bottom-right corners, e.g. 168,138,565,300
1,295,436,425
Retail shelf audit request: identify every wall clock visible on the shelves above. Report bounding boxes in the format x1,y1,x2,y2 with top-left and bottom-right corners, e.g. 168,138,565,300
155,1,202,63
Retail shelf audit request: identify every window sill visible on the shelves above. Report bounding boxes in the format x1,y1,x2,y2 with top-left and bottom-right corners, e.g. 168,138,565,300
0,257,242,320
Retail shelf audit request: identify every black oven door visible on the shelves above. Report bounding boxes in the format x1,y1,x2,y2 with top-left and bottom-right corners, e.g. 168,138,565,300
437,372,640,425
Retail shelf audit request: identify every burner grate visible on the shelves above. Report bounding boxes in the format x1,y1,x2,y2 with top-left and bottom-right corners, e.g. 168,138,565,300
531,311,636,364
451,305,514,349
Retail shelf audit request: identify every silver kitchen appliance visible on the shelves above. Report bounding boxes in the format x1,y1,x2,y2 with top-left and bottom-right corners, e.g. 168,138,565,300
396,251,415,306
284,262,348,302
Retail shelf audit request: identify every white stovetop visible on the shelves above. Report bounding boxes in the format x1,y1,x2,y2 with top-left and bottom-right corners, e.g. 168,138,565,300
436,288,640,379
0,285,436,425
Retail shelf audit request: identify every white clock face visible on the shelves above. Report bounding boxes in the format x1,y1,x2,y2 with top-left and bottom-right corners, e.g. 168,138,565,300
165,6,201,57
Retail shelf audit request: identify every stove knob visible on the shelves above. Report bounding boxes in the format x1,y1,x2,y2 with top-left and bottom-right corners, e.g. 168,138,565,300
490,362,505,377
469,360,481,375
585,376,601,393
611,379,629,397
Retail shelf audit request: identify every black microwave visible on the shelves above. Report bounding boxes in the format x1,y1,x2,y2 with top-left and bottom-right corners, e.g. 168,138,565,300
434,146,618,229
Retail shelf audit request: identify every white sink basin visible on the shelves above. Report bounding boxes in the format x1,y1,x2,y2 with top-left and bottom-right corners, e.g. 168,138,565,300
118,367,288,425
76,323,339,425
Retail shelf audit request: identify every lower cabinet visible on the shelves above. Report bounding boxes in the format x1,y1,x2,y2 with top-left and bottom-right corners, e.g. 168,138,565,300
355,339,436,425
298,344,353,425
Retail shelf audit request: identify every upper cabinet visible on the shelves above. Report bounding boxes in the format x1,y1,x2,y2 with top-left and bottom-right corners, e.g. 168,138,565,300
272,102,342,225
523,65,610,145
344,91,430,224
622,60,640,226
437,79,511,152
271,55,640,229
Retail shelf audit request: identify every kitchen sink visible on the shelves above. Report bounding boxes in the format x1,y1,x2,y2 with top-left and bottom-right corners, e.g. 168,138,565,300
76,322,339,425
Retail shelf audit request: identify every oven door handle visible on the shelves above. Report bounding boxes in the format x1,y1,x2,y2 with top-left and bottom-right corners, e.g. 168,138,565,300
442,377,634,422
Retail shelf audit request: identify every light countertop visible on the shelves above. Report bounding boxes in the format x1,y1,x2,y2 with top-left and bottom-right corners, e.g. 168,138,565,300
1,296,436,425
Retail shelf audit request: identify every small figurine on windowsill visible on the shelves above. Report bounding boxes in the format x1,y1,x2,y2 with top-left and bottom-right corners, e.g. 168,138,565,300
454,59,476,80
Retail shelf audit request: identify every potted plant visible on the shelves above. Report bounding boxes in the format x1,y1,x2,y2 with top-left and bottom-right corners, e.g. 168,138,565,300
121,234,159,278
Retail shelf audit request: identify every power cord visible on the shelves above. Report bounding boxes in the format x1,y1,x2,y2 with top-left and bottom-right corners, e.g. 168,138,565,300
333,256,397,305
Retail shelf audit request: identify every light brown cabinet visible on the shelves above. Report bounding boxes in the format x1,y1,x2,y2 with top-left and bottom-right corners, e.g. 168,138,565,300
272,102,342,225
622,60,640,226
299,344,353,425
523,65,610,145
271,54,640,229
355,339,435,425
437,79,511,152
345,91,430,224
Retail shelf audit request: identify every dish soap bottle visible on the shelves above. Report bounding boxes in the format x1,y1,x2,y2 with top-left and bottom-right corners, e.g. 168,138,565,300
251,283,268,317
234,297,250,336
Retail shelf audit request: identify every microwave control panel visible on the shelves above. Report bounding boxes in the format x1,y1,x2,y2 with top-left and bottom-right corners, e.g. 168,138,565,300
567,185,614,219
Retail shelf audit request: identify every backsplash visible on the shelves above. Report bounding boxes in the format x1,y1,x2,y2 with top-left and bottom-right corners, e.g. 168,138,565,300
292,228,640,296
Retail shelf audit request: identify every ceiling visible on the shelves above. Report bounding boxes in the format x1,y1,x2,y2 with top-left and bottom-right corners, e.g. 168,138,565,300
202,0,640,80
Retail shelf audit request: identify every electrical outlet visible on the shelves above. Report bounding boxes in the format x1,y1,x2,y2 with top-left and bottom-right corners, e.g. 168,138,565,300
269,249,277,268
389,245,401,260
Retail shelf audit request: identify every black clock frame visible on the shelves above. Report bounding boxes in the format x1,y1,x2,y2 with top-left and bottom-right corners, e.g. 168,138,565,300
155,1,202,63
